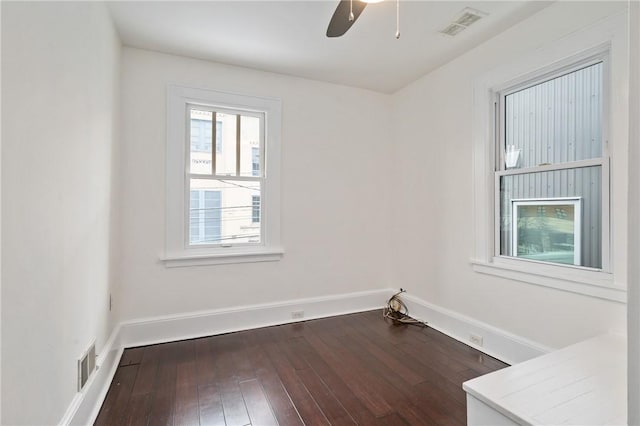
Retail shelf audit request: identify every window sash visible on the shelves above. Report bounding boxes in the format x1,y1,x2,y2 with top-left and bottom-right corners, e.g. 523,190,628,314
495,60,607,173
185,104,265,249
494,162,610,271
185,103,264,179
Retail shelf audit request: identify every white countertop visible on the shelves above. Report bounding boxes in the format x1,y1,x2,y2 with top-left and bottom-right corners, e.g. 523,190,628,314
463,334,627,425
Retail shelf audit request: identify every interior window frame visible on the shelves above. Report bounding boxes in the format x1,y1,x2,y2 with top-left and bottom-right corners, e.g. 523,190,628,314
492,53,611,273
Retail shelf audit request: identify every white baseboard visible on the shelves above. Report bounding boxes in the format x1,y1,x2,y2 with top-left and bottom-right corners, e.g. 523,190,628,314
117,288,393,348
59,287,552,425
401,292,553,365
59,288,393,425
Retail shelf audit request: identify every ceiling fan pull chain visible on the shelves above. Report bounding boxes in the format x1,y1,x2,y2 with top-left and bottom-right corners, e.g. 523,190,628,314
395,0,400,39
349,0,354,21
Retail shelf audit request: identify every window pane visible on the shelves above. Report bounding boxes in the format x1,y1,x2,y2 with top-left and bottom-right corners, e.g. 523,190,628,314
240,115,261,177
215,121,222,154
513,200,579,265
189,189,221,245
499,166,601,268
190,178,261,245
204,191,222,242
190,109,213,174
251,147,260,177
252,195,260,223
504,62,602,169
189,191,200,243
216,113,238,176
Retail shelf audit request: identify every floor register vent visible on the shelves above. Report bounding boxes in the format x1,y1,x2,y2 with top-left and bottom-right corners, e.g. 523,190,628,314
77,341,96,391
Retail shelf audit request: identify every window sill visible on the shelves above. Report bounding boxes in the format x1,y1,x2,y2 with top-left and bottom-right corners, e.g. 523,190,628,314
161,247,284,267
470,257,626,303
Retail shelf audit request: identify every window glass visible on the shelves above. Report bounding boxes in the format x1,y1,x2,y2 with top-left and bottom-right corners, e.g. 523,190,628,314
251,147,260,177
216,112,238,176
499,166,602,268
240,115,261,177
512,200,580,265
503,62,602,169
190,109,213,174
189,190,222,245
252,195,260,223
190,178,261,245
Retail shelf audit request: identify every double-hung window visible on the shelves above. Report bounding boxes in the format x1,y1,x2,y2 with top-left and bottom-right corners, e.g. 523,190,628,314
164,86,282,266
495,58,609,271
471,25,627,302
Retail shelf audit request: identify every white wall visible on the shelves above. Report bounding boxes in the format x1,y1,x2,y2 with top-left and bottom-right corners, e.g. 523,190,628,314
116,47,392,322
1,2,120,425
628,0,640,423
390,1,628,350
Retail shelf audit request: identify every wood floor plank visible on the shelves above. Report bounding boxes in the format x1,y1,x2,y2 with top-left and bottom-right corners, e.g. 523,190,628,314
277,337,310,371
198,383,226,426
147,355,177,426
407,327,507,374
95,365,139,426
378,412,410,426
174,383,200,426
95,310,508,426
414,381,466,426
177,358,198,389
132,344,160,396
393,399,439,425
242,338,304,426
291,337,377,422
195,337,218,386
303,332,395,417
327,323,449,423
348,408,382,425
239,379,279,425
295,367,354,424
349,314,473,407
218,379,251,426
124,393,152,426
264,343,330,425
120,347,145,367
341,322,427,386
227,336,255,383
395,343,468,405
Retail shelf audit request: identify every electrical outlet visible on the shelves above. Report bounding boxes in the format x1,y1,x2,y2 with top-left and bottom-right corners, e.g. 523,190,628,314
291,310,304,319
470,333,483,347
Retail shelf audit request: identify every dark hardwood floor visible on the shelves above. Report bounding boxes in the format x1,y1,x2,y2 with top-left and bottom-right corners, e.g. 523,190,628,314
95,310,508,425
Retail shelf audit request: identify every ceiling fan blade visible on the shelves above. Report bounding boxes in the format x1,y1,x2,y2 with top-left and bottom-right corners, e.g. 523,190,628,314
326,0,367,38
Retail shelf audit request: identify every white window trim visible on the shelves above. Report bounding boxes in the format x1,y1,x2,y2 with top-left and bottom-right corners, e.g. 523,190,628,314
471,30,627,303
163,85,283,267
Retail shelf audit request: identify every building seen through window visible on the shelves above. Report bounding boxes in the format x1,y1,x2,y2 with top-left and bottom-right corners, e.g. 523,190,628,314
497,61,605,268
188,107,262,246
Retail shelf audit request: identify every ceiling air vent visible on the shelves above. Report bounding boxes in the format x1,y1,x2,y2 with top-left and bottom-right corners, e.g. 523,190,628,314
440,23,466,37
440,7,487,36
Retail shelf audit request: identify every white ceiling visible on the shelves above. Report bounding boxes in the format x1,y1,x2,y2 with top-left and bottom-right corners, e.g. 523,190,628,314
107,1,551,93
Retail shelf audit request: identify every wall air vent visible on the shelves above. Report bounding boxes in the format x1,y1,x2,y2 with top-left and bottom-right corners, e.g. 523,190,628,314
440,7,487,36
77,341,97,391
